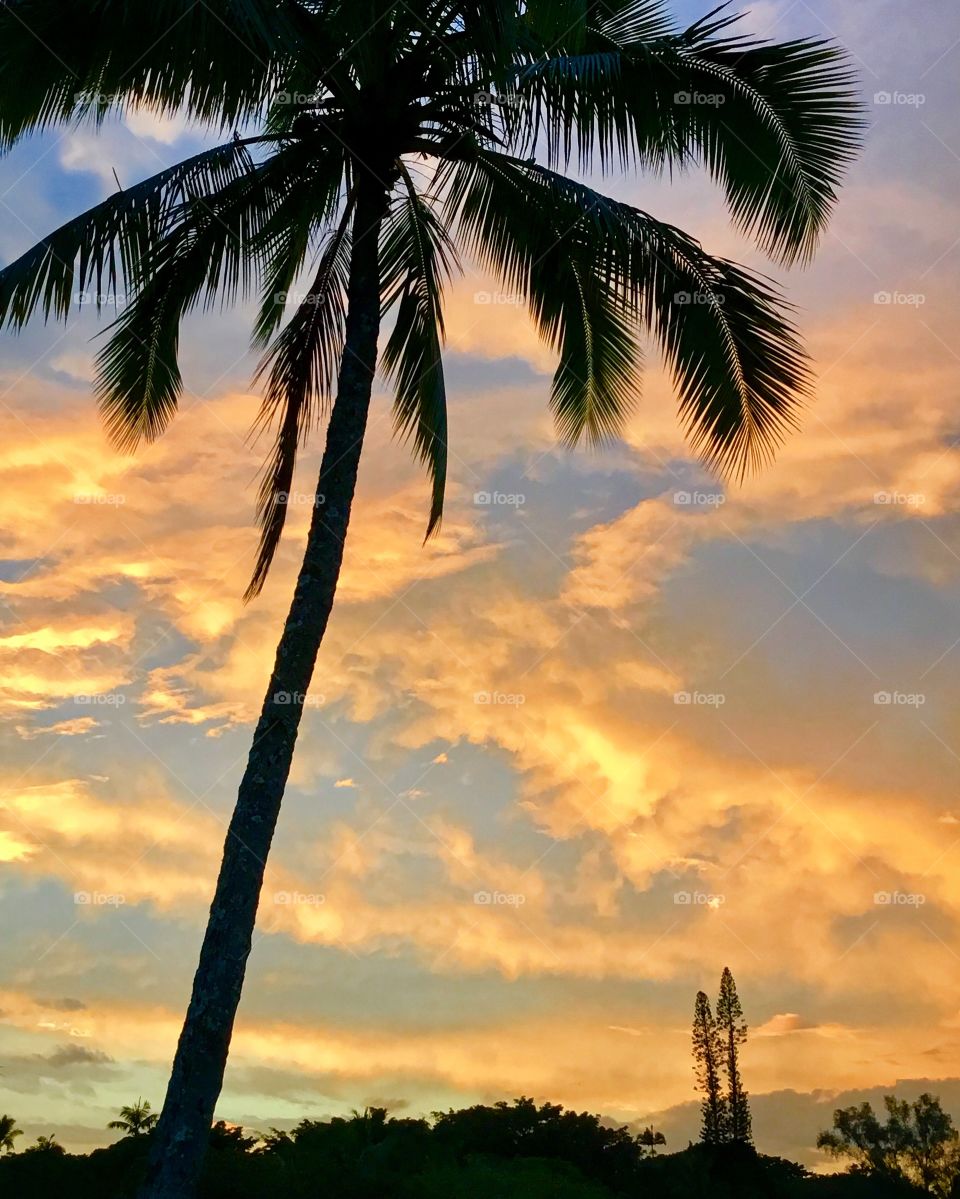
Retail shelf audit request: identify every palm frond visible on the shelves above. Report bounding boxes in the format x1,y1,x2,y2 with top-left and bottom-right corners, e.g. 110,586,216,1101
441,147,643,447
0,138,273,329
94,146,318,452
245,199,354,601
380,167,460,537
513,6,863,263
546,261,642,447
0,0,304,146
442,147,809,473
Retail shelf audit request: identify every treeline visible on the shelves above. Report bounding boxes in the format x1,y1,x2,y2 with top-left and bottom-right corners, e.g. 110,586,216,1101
1,1095,952,1199
3,970,958,1197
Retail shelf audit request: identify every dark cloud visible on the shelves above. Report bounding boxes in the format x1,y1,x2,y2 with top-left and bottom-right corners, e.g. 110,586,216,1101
44,1043,114,1069
361,1097,410,1114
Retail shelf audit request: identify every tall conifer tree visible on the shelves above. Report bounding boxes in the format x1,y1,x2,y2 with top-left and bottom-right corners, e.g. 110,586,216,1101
692,990,728,1143
716,967,752,1144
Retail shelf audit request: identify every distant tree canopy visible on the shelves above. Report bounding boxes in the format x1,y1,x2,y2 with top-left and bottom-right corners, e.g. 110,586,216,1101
431,1097,658,1190
817,1094,960,1197
0,1094,952,1199
0,1098,672,1199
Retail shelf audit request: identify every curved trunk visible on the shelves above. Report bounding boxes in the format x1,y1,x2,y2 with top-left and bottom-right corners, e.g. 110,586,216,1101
138,180,386,1199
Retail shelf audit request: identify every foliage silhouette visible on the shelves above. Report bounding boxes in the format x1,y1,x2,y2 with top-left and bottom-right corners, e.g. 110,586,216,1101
0,1114,22,1154
0,1097,946,1198
108,1100,160,1139
817,1094,960,1197
692,989,727,1143
716,967,752,1144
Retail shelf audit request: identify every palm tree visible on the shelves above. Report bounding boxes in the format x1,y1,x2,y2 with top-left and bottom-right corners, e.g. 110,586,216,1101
23,1134,65,1156
0,1114,22,1154
0,2,860,1195
107,1099,160,1138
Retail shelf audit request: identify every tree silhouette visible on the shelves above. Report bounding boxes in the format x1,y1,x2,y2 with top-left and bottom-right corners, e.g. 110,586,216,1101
23,1134,64,1156
692,990,728,1144
818,1093,960,1196
107,1099,159,1138
636,1126,666,1157
0,3,861,1194
715,966,752,1144
0,1115,22,1154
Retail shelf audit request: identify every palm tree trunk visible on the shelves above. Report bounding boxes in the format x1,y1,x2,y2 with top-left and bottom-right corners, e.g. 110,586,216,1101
138,178,386,1199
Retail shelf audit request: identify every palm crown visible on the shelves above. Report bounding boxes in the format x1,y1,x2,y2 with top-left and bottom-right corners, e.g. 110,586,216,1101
0,1114,22,1153
107,1099,159,1137
0,0,861,596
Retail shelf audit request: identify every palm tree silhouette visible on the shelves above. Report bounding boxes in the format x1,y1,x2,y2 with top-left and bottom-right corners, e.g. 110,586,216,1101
24,1134,64,1156
0,1114,22,1154
0,3,860,1195
107,1099,160,1138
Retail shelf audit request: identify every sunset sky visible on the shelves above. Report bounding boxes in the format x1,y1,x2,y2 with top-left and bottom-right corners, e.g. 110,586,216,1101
1,0,958,1169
